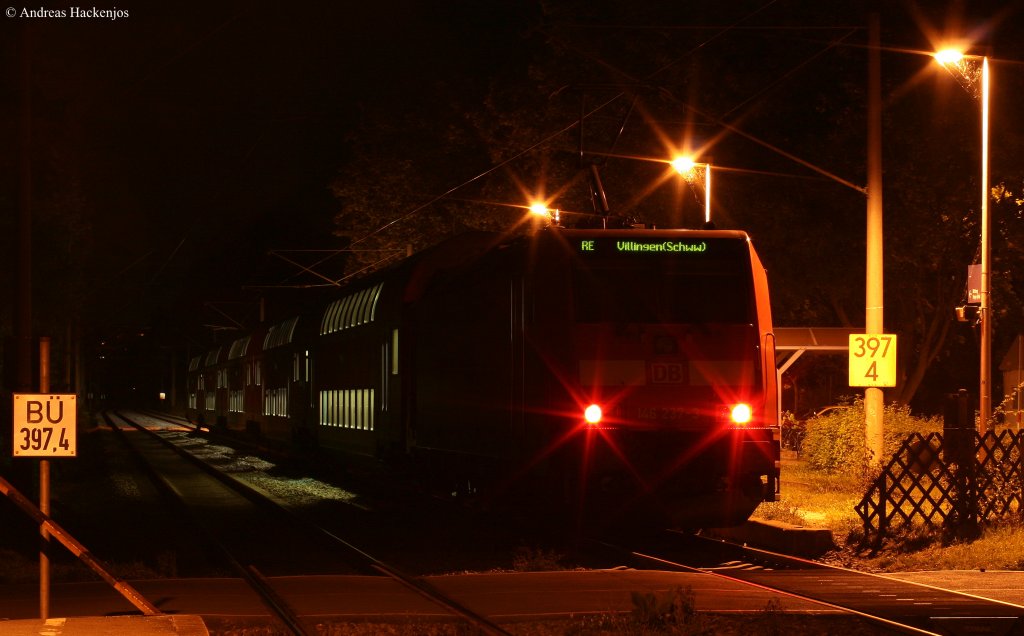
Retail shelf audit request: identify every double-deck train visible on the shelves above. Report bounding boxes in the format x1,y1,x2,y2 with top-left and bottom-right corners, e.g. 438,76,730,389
186,227,780,527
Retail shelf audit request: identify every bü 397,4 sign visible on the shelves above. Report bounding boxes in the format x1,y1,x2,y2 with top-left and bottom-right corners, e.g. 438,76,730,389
12,394,77,457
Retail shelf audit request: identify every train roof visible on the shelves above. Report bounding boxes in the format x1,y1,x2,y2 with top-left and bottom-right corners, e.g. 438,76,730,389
549,227,751,240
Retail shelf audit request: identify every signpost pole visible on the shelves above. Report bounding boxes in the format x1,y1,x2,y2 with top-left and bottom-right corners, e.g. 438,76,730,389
39,336,50,619
865,12,885,467
12,364,78,621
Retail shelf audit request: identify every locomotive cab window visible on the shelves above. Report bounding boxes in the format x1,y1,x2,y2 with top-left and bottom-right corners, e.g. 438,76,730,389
572,241,754,325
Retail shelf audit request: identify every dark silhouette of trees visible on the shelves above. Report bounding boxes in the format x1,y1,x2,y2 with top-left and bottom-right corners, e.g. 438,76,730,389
326,2,1024,411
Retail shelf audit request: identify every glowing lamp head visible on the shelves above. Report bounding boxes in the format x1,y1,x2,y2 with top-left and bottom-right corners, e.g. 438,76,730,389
529,203,550,217
583,404,603,425
671,156,697,175
934,48,964,65
730,403,753,425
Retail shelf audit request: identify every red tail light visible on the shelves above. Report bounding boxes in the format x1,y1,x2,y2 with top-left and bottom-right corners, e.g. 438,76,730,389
730,403,753,425
584,404,603,425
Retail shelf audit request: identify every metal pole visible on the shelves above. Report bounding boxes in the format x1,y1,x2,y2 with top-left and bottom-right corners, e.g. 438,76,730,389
16,24,33,394
39,336,50,619
979,56,991,433
704,164,712,225
864,12,885,465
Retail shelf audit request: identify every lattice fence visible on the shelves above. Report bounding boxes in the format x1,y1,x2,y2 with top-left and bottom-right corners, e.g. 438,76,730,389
856,430,1024,543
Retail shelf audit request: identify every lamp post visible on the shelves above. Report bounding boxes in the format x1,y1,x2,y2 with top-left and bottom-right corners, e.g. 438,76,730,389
935,49,992,433
671,156,712,225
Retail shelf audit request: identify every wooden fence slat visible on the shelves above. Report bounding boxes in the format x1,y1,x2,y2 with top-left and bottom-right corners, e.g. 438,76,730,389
856,430,1024,542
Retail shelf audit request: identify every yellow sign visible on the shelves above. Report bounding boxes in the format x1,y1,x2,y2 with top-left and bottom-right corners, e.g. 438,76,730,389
849,334,897,387
12,394,77,457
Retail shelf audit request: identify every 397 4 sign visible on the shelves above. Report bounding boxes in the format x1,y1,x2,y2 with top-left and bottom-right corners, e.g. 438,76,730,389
848,334,897,388
12,394,77,457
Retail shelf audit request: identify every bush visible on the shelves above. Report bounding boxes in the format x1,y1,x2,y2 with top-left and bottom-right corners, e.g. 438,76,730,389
801,397,941,475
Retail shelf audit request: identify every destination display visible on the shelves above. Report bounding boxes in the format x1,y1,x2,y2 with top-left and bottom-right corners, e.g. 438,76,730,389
578,238,715,254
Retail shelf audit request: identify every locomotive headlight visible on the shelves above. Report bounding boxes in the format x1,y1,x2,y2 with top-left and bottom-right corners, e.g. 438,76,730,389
730,403,753,425
584,404,603,425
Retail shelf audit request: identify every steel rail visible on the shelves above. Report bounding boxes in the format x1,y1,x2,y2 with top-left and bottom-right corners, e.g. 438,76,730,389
594,529,1024,636
113,410,512,636
102,411,314,635
689,531,1024,614
624,545,938,636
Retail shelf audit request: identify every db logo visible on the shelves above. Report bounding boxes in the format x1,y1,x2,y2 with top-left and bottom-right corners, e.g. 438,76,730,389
650,363,684,384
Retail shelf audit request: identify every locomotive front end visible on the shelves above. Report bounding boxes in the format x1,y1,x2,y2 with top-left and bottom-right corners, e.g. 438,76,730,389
554,229,780,528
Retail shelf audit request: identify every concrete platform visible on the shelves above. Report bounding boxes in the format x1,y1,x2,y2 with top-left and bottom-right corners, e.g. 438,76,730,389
713,517,837,558
0,615,208,636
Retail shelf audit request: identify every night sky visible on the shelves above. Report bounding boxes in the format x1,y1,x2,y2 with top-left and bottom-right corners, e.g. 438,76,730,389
3,1,1024,408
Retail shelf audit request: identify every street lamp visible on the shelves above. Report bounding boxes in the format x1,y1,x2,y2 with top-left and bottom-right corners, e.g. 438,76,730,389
529,201,561,226
935,48,991,432
671,156,712,225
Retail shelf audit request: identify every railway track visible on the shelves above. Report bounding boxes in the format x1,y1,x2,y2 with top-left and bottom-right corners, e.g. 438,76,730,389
106,409,1024,635
102,410,513,636
595,530,1024,635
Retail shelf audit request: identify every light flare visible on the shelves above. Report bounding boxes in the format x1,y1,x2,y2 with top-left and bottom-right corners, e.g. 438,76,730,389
934,48,964,65
671,156,697,175
731,403,753,425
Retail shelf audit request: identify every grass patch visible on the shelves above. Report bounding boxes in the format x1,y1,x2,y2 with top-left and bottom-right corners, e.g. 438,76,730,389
761,449,1024,572
755,458,863,539
855,522,1024,572
512,546,568,572
0,547,175,584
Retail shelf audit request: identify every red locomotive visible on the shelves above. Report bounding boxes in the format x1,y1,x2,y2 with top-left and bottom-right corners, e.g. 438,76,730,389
187,227,780,528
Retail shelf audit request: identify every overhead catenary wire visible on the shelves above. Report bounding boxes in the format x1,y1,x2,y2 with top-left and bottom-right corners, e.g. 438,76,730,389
346,4,870,250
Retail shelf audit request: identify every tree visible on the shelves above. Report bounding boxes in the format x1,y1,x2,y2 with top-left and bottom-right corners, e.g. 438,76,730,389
326,2,1024,411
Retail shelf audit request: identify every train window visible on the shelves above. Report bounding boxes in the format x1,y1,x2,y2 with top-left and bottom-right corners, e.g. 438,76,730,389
391,329,399,375
369,285,382,321
264,316,299,350
353,288,370,328
264,387,288,416
205,347,222,367
339,295,355,329
321,283,384,335
229,390,244,413
325,298,342,333
228,336,250,360
319,389,375,430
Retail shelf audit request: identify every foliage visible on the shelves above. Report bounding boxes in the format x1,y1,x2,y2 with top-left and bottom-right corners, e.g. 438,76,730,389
512,546,567,571
800,397,941,475
329,104,511,277
855,520,1024,572
630,586,702,633
754,501,811,526
326,3,1024,410
780,411,804,452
